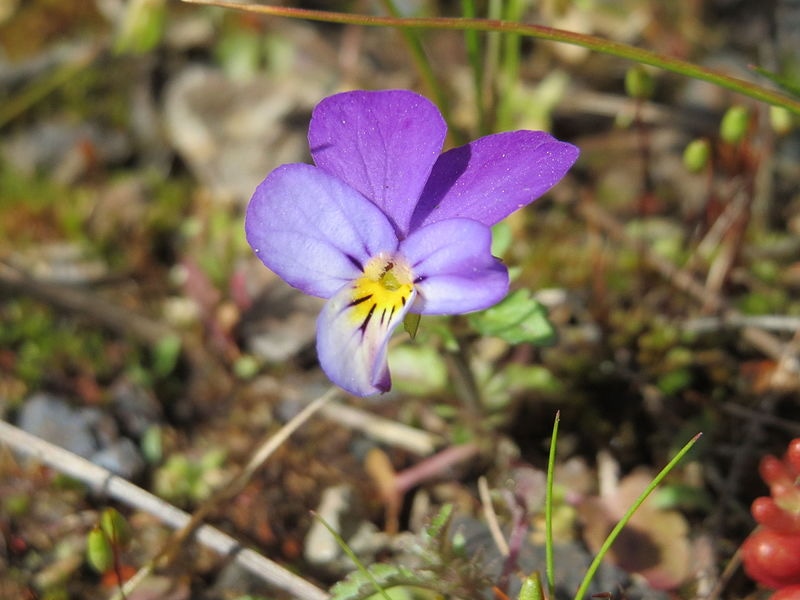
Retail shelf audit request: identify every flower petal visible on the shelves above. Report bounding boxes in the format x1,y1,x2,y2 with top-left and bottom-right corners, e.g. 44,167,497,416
410,131,579,230
245,163,398,298
308,90,447,236
316,281,416,396
400,219,509,314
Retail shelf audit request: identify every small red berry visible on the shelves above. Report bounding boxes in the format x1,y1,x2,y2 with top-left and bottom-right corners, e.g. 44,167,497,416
770,584,800,600
741,529,800,589
752,497,800,535
787,439,800,475
761,455,793,489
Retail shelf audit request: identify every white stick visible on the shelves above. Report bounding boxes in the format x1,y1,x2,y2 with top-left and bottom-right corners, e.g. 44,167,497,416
0,419,330,600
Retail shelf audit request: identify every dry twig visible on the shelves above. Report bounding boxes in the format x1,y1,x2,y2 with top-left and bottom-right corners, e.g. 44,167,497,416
0,418,330,600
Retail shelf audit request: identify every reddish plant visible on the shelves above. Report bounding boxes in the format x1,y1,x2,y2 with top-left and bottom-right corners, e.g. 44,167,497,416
769,585,800,600
741,438,800,597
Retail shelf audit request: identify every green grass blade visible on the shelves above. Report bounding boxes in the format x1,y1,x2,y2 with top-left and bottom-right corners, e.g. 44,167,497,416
460,0,486,134
545,410,560,600
571,433,702,600
180,0,800,115
378,0,451,131
313,512,393,600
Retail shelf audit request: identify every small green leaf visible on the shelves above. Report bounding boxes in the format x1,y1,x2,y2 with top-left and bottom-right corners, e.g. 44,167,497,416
683,138,711,173
625,65,655,100
519,571,545,600
140,425,163,464
770,105,795,135
388,345,447,395
425,504,453,541
152,334,181,377
653,484,713,512
491,221,513,257
403,312,421,339
100,508,132,548
656,368,692,395
234,355,260,379
329,564,433,600
114,0,166,55
749,64,800,98
468,289,556,346
720,105,750,144
86,525,113,573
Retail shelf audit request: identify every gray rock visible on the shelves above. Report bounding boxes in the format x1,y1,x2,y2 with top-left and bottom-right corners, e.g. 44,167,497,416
17,393,144,478
163,66,315,204
18,394,98,459
91,438,145,480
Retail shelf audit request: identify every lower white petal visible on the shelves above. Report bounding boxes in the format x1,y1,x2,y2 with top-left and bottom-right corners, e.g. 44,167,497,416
316,277,416,397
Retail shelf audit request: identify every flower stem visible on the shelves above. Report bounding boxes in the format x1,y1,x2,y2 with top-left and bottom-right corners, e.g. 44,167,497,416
181,0,800,115
460,0,486,134
378,0,452,130
495,0,527,131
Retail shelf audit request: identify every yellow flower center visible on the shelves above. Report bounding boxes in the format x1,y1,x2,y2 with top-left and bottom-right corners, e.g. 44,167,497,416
349,253,414,329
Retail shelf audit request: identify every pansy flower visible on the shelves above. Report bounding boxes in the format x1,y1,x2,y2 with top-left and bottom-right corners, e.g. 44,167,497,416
246,90,578,396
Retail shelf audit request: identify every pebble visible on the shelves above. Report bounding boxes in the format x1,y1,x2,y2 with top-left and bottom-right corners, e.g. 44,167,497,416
163,66,313,204
17,393,145,479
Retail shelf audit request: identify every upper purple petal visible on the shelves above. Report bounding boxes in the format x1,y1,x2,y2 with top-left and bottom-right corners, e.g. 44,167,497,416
308,90,447,236
245,163,398,298
400,219,509,315
409,131,579,231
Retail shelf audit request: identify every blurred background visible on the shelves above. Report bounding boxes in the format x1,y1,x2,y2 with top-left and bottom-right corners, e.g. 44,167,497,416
1,1,799,599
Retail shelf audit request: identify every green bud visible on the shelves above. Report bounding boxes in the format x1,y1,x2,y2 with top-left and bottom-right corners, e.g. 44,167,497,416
625,65,655,100
114,0,166,55
720,105,749,144
451,530,467,557
140,425,163,464
770,106,794,136
233,355,260,379
100,508,132,548
683,138,711,173
86,526,113,573
519,572,545,600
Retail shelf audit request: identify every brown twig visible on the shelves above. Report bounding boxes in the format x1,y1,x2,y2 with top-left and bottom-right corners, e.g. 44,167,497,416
478,476,509,557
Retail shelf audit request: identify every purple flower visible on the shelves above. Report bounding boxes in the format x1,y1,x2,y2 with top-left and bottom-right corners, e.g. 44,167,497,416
246,90,579,396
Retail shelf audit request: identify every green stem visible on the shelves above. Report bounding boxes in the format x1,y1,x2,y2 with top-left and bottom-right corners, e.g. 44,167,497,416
572,433,703,600
314,512,394,600
181,0,800,115
496,0,527,131
545,410,560,600
378,0,452,129
460,0,485,134
483,0,503,130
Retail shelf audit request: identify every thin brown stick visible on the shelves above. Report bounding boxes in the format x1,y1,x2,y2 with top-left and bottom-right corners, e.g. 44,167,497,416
478,476,509,557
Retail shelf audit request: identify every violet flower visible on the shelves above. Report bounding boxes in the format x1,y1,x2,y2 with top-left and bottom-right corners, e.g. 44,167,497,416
246,90,578,396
